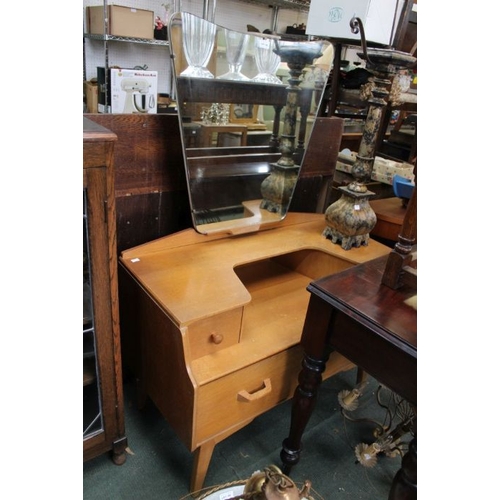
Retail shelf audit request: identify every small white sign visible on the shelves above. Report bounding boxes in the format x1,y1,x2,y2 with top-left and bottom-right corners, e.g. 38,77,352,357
306,0,403,46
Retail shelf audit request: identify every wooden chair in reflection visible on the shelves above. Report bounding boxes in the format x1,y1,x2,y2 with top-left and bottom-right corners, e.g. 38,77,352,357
280,163,417,499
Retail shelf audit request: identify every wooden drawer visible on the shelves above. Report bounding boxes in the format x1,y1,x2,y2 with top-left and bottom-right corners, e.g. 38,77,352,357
194,346,303,444
187,308,243,359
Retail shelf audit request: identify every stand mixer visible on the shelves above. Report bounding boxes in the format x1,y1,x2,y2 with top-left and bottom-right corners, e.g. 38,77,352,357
121,78,155,113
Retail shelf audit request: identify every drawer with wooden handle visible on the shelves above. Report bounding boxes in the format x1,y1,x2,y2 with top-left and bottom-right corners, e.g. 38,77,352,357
187,308,243,359
194,345,303,444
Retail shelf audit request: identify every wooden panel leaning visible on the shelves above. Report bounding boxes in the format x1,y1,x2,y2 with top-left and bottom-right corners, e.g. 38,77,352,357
382,159,417,290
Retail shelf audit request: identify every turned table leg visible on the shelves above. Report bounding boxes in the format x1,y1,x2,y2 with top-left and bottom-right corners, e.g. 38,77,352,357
280,353,327,474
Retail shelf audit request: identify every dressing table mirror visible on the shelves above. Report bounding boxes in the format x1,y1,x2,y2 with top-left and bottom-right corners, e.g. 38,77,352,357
119,11,391,495
168,11,333,234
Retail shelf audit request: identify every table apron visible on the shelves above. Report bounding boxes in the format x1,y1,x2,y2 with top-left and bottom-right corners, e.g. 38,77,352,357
328,311,416,406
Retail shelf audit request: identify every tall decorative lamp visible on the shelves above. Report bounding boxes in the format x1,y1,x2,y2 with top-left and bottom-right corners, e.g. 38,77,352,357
323,17,416,249
260,40,328,215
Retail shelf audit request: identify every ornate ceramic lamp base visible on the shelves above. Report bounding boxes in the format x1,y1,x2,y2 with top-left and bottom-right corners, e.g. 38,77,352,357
260,163,299,216
323,184,377,250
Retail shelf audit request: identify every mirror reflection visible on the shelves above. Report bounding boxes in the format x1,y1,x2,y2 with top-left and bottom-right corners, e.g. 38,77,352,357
168,12,333,234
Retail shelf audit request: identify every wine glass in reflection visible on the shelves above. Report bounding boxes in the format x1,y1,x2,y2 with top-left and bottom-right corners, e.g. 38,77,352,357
218,29,250,81
252,36,282,84
180,12,216,79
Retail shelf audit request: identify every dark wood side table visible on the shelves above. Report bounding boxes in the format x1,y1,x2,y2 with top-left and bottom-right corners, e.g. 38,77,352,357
280,255,417,499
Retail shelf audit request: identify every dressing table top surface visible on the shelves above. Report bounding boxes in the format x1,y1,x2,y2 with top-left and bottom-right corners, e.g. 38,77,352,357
120,212,391,326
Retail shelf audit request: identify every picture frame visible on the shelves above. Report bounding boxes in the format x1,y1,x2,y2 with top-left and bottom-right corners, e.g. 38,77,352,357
229,104,259,124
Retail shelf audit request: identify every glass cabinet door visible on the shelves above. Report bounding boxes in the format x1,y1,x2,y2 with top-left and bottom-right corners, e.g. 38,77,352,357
83,117,126,464
83,189,103,439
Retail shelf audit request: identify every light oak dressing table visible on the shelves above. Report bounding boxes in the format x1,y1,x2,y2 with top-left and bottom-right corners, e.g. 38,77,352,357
119,211,389,492
118,13,391,494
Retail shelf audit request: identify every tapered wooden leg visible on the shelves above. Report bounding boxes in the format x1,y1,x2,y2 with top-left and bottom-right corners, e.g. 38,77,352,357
190,440,216,496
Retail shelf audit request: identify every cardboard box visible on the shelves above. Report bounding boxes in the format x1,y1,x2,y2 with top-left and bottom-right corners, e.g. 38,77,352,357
84,81,98,113
336,155,414,186
110,68,158,114
86,5,154,39
370,158,415,185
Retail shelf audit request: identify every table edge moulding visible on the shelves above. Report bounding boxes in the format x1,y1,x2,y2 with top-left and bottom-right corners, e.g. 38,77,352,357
118,211,391,493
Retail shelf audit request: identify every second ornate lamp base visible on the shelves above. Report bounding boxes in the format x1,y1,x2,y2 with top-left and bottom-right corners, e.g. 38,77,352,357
260,163,300,216
323,183,377,251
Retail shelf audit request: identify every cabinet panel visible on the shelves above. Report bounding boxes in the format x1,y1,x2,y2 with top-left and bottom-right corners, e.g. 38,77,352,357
83,117,127,465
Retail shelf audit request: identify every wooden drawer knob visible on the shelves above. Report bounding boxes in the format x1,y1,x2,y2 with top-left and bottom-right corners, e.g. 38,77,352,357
210,332,224,344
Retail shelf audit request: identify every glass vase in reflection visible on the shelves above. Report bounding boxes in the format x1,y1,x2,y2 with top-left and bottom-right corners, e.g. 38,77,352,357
252,36,282,85
180,12,216,79
217,29,250,81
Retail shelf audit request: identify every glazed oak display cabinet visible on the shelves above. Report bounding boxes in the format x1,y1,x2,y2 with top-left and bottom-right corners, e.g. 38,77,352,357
83,116,127,464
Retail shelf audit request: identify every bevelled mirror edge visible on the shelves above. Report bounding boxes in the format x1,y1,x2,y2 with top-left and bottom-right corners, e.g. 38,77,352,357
168,11,334,235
